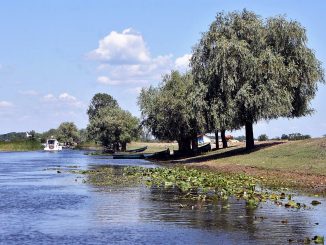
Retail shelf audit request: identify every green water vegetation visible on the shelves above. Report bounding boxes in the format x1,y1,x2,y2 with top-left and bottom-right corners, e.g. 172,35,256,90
78,165,312,209
72,167,141,187
0,140,42,151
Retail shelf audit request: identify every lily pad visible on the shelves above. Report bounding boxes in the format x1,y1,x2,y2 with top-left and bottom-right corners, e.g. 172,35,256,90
311,200,321,206
312,235,324,244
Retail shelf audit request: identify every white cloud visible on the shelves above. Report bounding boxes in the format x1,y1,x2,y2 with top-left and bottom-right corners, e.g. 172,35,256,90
41,93,83,108
89,28,191,87
42,94,56,102
0,101,13,108
58,93,77,102
175,54,191,71
19,90,38,96
88,28,150,64
126,87,143,95
97,76,121,85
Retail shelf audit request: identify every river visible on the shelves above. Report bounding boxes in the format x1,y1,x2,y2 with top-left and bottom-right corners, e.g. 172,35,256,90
0,150,325,244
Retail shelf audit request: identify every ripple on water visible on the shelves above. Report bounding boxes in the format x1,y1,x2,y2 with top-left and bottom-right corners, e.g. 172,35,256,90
0,150,325,244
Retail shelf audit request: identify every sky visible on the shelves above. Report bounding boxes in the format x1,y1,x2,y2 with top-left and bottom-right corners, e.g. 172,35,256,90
0,0,325,138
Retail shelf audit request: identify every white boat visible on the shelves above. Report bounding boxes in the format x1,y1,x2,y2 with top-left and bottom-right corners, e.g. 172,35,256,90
44,139,62,151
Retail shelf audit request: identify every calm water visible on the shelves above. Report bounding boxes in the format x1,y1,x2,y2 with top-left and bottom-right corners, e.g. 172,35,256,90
0,150,325,244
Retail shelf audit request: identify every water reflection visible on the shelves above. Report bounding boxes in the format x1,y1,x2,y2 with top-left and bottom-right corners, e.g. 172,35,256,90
0,151,325,244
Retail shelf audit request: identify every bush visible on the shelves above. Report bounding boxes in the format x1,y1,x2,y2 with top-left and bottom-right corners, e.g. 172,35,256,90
258,134,268,141
288,133,311,141
281,134,289,140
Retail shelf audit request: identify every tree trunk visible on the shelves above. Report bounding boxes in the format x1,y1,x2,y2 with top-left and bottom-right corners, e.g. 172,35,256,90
121,142,127,152
214,130,219,150
113,142,120,152
191,133,198,152
178,138,191,153
221,129,227,148
245,121,255,150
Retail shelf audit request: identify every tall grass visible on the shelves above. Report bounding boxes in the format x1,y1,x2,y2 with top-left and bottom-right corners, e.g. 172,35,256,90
0,140,42,151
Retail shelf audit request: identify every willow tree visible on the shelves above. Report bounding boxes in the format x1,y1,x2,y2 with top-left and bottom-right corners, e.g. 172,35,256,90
191,10,324,150
87,93,119,120
138,71,204,153
87,93,140,151
56,122,79,146
87,107,140,151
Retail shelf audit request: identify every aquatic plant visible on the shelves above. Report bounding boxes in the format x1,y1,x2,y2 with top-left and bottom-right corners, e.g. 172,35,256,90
123,166,291,208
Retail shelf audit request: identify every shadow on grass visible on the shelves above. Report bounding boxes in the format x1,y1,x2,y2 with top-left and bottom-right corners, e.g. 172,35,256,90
172,142,285,164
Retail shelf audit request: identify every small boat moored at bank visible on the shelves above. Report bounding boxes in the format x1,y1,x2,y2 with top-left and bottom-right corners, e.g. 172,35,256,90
125,146,148,153
112,153,145,159
44,138,63,151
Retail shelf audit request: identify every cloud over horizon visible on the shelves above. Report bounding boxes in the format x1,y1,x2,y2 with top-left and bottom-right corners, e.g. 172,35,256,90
42,92,84,108
88,28,191,88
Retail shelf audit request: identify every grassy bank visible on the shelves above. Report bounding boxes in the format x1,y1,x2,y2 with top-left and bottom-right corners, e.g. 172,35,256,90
81,141,178,154
190,138,326,174
127,141,178,153
179,138,326,193
0,140,42,151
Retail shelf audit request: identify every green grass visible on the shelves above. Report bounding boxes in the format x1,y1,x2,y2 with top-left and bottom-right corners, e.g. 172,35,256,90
127,141,178,153
0,140,43,151
77,141,178,153
210,138,326,175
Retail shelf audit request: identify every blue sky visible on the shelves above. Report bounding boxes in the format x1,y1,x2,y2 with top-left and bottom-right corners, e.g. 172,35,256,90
0,0,325,138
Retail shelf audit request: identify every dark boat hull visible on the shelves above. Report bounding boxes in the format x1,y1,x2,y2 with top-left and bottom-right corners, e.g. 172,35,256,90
125,146,148,153
112,154,145,159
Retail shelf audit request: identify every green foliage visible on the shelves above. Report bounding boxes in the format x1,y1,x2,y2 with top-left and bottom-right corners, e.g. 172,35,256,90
0,140,42,151
138,71,204,152
258,134,268,141
234,135,246,142
288,133,311,141
78,129,88,143
87,93,119,120
56,122,79,145
40,128,58,143
0,132,28,141
281,134,289,140
191,9,324,150
87,94,140,150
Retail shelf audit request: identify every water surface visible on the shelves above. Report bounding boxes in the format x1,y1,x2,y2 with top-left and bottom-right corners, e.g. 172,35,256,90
0,150,325,244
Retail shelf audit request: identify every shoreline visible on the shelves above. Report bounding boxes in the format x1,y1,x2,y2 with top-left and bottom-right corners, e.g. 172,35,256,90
151,139,326,195
184,162,326,195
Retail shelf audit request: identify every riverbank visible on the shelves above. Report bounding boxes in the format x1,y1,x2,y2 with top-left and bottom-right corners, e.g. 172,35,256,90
172,138,326,194
81,141,178,154
0,140,42,151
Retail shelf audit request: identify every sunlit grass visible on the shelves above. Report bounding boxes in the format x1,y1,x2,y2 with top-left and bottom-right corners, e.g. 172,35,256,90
211,138,326,175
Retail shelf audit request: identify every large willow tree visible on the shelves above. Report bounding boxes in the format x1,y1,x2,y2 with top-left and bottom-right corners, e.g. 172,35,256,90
138,71,204,152
191,10,324,150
